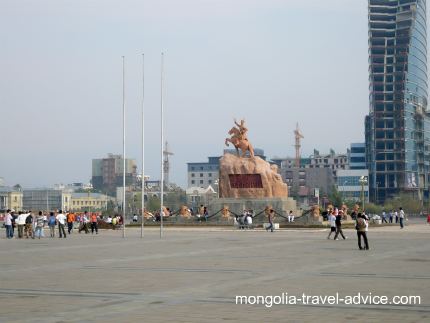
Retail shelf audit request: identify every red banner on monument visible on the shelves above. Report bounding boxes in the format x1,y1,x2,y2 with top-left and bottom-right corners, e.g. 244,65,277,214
229,174,263,189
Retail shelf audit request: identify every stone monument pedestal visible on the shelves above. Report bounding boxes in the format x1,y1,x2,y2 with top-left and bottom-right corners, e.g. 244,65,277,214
209,197,299,219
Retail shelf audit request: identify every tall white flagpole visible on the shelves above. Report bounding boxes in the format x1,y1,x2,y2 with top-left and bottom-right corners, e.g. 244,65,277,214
141,53,145,238
122,56,126,239
160,52,164,239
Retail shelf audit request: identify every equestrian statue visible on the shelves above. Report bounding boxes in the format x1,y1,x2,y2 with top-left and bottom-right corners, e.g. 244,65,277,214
225,118,255,157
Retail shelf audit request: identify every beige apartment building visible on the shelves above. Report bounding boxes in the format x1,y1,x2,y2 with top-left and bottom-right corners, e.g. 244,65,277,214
70,193,113,212
0,187,23,211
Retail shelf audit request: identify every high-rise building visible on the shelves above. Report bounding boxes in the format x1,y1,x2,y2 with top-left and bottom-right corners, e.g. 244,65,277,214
92,154,137,196
365,0,429,203
349,143,366,170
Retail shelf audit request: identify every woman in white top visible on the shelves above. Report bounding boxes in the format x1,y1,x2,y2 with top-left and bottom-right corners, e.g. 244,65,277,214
327,212,337,239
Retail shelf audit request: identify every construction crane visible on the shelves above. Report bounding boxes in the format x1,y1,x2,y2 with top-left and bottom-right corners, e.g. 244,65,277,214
163,141,174,186
294,123,304,168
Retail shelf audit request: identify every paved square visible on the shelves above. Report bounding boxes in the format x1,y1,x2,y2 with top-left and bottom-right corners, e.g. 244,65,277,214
0,223,429,322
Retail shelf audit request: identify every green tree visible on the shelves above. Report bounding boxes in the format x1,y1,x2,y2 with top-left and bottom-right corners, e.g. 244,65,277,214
384,194,422,214
165,190,187,211
328,186,342,207
146,195,161,212
363,202,382,215
102,200,116,217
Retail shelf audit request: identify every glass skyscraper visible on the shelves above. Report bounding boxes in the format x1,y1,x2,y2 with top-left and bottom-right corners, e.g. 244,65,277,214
365,0,429,203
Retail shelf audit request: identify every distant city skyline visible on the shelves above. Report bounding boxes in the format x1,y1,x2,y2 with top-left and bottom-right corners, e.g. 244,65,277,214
0,0,369,188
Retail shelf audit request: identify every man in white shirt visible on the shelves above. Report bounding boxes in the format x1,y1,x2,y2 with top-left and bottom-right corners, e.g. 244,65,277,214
16,211,28,239
4,209,13,239
399,207,405,229
394,210,399,223
56,210,67,238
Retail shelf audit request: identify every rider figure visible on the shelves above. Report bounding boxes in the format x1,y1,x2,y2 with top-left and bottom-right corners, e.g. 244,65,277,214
234,119,248,141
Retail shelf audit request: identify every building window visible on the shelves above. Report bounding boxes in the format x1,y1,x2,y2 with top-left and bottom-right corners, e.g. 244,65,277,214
200,180,204,184
191,173,195,177
208,180,212,184
191,180,195,184
209,173,212,177
200,173,203,177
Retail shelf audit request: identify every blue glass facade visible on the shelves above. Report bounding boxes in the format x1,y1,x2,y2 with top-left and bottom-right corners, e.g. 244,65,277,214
349,143,366,169
366,0,429,203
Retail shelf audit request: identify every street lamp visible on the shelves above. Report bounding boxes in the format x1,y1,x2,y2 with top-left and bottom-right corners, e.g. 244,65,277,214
359,176,368,211
214,179,219,199
375,181,380,205
340,180,347,202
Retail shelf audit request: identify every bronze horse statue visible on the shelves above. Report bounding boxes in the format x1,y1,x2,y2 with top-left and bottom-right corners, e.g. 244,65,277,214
225,127,255,157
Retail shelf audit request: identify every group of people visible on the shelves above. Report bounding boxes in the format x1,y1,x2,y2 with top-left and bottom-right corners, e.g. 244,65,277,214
3,209,101,239
235,209,254,228
104,214,124,229
381,208,406,228
327,207,370,250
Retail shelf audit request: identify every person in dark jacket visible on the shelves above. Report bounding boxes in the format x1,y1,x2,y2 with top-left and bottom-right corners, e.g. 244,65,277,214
334,209,347,240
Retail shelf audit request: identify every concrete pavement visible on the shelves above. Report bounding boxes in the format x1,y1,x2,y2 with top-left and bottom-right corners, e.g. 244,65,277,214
0,224,429,322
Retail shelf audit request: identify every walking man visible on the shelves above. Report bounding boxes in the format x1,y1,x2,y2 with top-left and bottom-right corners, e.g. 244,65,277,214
394,210,399,223
399,207,405,229
382,210,388,223
67,212,75,234
56,210,67,238
79,211,89,234
389,210,393,223
356,213,370,250
266,209,275,233
334,210,347,240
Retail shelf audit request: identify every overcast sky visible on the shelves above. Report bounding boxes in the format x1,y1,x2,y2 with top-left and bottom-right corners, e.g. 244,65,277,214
0,0,369,188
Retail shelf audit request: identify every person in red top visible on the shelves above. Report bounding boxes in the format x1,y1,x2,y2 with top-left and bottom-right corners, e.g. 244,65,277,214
90,213,98,234
427,214,430,226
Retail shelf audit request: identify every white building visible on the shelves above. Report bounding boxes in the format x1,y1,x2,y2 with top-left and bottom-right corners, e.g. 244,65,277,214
185,186,217,209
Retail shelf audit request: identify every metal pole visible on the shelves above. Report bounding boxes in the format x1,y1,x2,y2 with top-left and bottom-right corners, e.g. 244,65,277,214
122,56,126,239
141,53,145,238
160,52,164,239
